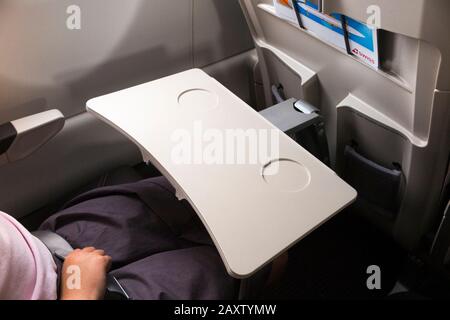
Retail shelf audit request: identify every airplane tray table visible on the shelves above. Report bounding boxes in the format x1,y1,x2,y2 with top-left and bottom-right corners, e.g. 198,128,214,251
87,69,357,279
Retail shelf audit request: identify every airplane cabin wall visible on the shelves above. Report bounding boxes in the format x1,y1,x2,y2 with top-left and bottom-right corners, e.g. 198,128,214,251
0,0,256,218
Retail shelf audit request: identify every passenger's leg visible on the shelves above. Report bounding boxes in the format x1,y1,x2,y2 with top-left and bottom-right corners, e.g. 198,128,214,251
110,246,237,300
39,177,208,268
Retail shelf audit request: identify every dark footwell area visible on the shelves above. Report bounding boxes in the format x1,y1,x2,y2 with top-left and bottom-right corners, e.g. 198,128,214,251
263,209,405,299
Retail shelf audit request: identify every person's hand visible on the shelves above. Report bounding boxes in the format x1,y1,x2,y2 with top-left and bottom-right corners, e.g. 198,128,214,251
60,247,112,300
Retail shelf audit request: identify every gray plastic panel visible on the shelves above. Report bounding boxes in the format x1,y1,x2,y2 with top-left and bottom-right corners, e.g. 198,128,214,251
193,0,254,67
260,98,319,134
0,0,193,120
0,0,257,121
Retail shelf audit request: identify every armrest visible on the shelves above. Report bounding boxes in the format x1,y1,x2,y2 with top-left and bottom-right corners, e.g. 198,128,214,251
0,110,65,165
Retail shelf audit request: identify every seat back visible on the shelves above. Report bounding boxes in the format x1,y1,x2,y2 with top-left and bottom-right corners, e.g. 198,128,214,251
240,0,450,250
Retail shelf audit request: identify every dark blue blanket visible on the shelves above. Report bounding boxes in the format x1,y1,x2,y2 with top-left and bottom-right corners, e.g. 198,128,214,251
40,176,236,300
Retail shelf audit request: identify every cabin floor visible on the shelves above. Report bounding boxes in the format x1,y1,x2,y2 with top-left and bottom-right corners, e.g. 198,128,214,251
261,209,403,299
262,207,450,300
